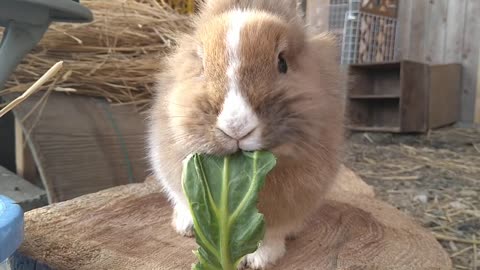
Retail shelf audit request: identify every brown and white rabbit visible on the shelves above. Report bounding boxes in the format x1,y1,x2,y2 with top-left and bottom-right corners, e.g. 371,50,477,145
148,0,346,268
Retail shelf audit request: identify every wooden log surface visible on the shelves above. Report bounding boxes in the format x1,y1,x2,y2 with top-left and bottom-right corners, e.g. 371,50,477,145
14,166,451,270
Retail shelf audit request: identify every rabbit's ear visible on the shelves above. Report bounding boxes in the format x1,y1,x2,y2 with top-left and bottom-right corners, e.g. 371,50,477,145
198,0,238,17
199,0,300,22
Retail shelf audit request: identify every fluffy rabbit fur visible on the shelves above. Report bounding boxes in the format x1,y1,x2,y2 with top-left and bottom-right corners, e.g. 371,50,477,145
148,0,346,268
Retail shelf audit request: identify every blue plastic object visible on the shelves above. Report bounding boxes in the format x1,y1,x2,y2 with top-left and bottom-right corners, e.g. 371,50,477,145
0,195,24,264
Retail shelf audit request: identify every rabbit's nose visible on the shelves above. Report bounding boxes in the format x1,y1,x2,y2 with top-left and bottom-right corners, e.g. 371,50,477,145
217,123,257,141
216,90,259,141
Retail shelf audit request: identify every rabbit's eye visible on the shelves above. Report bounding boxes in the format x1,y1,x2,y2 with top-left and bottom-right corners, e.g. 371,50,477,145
278,53,288,74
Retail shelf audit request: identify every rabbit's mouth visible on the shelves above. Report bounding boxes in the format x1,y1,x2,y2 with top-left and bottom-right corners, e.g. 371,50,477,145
206,141,265,157
204,125,265,156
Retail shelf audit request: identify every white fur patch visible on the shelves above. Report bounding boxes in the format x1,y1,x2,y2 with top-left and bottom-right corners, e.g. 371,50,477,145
147,133,178,203
172,202,194,237
217,11,260,141
238,127,263,151
240,231,286,269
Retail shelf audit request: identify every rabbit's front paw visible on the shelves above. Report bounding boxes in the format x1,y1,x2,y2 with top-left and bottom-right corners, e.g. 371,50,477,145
237,236,286,270
172,203,194,237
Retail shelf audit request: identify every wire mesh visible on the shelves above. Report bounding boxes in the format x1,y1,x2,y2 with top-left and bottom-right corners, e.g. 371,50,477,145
328,0,360,34
337,0,397,65
341,11,361,64
328,0,349,33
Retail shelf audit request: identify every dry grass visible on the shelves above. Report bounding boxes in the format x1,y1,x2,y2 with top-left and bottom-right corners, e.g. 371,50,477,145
0,62,63,118
1,0,192,111
346,127,480,270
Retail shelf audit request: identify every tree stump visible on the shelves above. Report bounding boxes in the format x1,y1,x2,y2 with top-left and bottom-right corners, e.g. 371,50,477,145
13,166,451,270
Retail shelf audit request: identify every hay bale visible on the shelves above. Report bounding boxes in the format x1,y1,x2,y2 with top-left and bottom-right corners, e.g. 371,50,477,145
2,0,192,110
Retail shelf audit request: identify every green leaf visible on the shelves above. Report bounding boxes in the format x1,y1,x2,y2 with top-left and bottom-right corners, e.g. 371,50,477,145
182,151,277,270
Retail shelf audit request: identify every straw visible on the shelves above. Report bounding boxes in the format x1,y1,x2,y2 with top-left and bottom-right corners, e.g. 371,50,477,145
0,61,63,118
0,0,192,110
346,127,480,269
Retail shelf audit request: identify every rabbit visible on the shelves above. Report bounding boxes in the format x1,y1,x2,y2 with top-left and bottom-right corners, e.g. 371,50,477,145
148,0,346,269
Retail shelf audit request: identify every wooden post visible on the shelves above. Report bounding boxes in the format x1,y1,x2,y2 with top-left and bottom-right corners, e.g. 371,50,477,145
15,119,38,184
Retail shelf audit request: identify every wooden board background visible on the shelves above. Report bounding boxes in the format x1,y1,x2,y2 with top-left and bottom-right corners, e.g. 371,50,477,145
4,92,149,203
305,0,480,124
395,0,479,124
476,48,480,123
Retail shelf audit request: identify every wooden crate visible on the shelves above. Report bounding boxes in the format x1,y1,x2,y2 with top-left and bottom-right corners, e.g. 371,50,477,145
347,61,462,133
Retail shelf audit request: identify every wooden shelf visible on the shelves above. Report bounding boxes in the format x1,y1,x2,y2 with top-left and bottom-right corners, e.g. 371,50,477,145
349,62,400,69
347,60,462,133
347,126,401,133
348,94,400,100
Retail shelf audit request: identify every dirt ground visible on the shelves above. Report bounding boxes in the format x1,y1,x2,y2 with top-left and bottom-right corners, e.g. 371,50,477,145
345,126,480,270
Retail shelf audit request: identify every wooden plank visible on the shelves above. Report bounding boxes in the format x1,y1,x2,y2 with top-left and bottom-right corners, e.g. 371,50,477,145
407,1,428,61
476,48,480,123
4,92,149,203
400,61,429,132
0,166,47,212
460,0,480,123
349,61,401,68
444,0,467,63
347,98,400,131
15,118,40,186
395,0,412,59
346,125,401,133
425,0,449,63
14,173,451,270
428,64,462,128
348,94,400,99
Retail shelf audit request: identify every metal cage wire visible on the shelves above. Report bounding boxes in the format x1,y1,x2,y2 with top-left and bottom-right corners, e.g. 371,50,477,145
328,0,360,34
329,0,398,65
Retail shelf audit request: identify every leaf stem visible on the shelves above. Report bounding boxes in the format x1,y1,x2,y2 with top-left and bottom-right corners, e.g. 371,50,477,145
220,155,233,270
229,151,259,225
